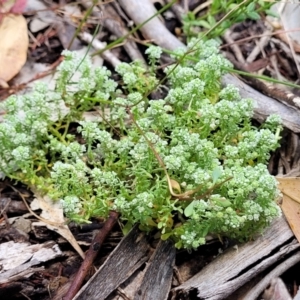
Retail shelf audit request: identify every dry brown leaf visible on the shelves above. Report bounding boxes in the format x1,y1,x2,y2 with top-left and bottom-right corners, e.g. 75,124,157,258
170,178,181,193
0,14,28,82
277,177,300,243
30,191,85,259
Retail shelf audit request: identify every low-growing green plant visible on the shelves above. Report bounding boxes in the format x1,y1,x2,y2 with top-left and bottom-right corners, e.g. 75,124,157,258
0,39,281,249
183,0,278,40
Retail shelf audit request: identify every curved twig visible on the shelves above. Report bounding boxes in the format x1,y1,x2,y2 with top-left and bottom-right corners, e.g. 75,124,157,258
63,210,119,300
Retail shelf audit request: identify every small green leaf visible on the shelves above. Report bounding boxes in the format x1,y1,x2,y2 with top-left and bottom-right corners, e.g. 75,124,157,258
207,15,216,26
157,222,163,229
184,201,195,217
161,232,172,240
197,20,212,29
265,9,279,18
175,240,183,249
247,11,260,20
247,2,256,13
236,13,247,22
212,167,222,185
228,3,238,10
215,198,232,207
122,222,133,235
202,225,210,237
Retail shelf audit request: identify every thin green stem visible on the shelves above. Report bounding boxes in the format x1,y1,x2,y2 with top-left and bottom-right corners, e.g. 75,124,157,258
48,125,67,145
67,0,99,50
223,67,300,89
62,120,71,140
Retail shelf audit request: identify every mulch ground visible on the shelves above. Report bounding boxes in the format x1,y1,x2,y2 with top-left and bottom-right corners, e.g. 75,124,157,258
1,1,300,299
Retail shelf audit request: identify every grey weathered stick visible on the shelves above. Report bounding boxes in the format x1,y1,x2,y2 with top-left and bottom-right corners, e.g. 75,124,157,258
119,0,300,133
79,32,121,68
222,74,300,132
242,251,300,300
118,0,185,50
172,216,298,300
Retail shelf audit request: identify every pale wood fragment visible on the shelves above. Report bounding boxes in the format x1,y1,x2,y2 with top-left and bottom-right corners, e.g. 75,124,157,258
0,241,62,284
262,277,293,300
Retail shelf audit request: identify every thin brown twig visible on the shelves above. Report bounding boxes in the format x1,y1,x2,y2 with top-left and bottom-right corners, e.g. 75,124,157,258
220,28,300,50
63,210,119,300
0,56,63,100
0,198,11,218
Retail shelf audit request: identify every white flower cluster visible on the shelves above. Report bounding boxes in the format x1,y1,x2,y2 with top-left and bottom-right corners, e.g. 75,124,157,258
60,195,82,214
49,138,86,161
0,41,282,249
145,45,162,61
0,83,65,175
114,192,154,218
223,129,279,166
129,132,168,163
90,168,119,186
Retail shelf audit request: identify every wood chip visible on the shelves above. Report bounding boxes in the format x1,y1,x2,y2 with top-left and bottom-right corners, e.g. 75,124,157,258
133,240,175,300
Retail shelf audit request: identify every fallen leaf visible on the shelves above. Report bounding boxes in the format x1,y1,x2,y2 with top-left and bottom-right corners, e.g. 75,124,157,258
10,0,27,13
0,0,27,14
277,177,300,204
277,177,300,243
30,191,85,259
0,14,28,82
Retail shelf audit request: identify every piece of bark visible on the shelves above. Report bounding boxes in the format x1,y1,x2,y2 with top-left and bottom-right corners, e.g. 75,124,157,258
0,240,62,284
172,216,298,300
134,239,175,300
112,269,145,300
0,227,29,243
80,2,145,63
73,226,150,300
119,0,300,133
